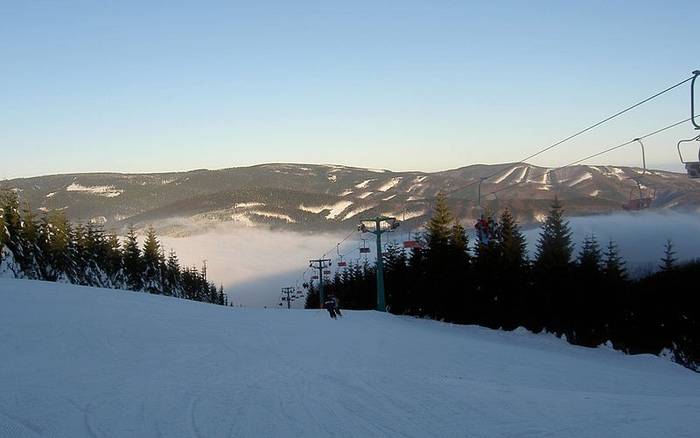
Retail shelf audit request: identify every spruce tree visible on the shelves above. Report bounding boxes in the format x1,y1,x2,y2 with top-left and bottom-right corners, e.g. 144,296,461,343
142,226,163,294
426,192,453,249
496,208,529,330
603,240,627,282
164,249,181,296
660,239,677,272
533,197,573,334
104,233,123,285
573,235,605,345
383,241,409,314
578,235,602,275
18,202,41,277
44,210,75,281
535,198,573,272
424,192,454,320
123,226,143,291
498,209,527,271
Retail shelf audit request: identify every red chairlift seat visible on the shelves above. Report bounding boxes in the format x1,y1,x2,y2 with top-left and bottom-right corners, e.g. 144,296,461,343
403,240,421,249
622,180,655,211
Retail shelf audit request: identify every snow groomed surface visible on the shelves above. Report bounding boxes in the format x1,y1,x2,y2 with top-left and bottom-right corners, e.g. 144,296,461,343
1,278,699,437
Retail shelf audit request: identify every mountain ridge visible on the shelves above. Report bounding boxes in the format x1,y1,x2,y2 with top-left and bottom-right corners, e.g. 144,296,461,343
2,162,699,235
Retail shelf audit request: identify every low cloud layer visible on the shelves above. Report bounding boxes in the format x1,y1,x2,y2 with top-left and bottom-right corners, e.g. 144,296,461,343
159,212,700,307
522,211,700,272
159,224,345,308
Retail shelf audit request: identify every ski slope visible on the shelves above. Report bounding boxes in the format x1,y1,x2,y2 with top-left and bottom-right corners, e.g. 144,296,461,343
1,279,699,438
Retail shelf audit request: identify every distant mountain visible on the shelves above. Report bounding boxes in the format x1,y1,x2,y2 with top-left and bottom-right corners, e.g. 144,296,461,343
3,163,700,235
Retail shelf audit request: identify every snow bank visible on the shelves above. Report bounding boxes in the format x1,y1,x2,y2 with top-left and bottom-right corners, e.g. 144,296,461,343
1,278,699,438
299,201,354,220
377,177,402,192
66,183,123,198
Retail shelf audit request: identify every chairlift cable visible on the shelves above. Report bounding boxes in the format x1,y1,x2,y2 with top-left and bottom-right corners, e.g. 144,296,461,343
484,115,697,198
425,73,697,200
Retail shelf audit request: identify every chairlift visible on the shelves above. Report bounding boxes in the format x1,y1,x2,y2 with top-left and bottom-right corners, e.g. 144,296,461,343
311,275,319,280
677,70,700,177
336,244,348,267
677,134,700,178
400,211,422,249
323,270,331,275
359,238,371,254
403,240,421,249
622,138,655,210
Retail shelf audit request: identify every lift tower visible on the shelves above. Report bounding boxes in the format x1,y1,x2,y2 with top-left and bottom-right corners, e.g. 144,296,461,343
309,258,332,308
359,216,399,312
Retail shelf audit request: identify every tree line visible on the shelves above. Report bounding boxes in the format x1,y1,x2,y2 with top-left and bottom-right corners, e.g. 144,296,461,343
0,191,228,305
307,194,699,371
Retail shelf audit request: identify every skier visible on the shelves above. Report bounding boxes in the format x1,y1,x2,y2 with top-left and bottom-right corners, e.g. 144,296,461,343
324,296,337,319
333,296,342,318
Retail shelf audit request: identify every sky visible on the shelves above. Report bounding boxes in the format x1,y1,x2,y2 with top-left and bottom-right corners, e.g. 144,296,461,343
1,1,698,179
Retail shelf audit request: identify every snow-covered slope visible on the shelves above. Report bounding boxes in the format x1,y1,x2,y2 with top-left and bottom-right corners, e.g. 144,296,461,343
1,278,699,438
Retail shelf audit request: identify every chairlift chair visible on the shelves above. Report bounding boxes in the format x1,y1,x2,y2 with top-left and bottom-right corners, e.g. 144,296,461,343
678,70,700,178
400,211,421,249
359,238,371,254
403,239,421,249
336,244,348,267
677,135,700,178
622,138,655,210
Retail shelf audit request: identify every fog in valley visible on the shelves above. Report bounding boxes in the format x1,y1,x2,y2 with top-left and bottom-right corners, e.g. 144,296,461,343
160,211,700,307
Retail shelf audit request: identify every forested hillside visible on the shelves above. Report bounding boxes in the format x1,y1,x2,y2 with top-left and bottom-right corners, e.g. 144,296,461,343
0,191,227,305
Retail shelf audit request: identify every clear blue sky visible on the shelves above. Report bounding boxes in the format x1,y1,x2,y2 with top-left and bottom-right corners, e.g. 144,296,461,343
1,1,697,179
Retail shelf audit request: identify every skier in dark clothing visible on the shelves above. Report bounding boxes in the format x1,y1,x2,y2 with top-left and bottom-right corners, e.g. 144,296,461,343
333,296,342,318
324,297,337,319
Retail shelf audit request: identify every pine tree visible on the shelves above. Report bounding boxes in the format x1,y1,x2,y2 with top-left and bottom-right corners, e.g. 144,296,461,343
18,202,41,277
44,210,75,281
164,249,181,297
142,226,163,294
535,197,573,272
426,192,453,249
123,226,143,291
578,235,602,275
603,240,627,282
383,241,409,314
495,208,529,330
498,209,527,271
533,197,573,334
424,192,455,319
660,239,677,272
572,235,605,345
104,233,123,285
